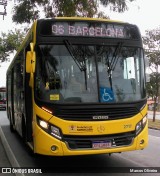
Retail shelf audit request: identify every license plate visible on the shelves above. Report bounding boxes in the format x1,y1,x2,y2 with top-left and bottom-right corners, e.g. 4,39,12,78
92,140,112,149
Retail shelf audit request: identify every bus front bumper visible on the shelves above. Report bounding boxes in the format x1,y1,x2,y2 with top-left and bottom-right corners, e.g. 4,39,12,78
33,122,148,156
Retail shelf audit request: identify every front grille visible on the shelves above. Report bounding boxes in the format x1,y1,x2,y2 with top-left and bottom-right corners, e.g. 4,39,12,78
54,105,139,121
63,131,135,150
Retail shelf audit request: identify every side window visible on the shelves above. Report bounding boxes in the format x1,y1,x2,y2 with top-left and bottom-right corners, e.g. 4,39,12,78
13,52,24,111
16,54,24,89
124,57,136,79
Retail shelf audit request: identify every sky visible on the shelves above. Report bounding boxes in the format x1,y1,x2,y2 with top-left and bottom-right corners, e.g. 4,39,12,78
0,0,160,87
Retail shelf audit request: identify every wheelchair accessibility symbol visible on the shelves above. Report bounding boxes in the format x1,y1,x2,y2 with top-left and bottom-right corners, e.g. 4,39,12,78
102,89,113,101
100,87,114,102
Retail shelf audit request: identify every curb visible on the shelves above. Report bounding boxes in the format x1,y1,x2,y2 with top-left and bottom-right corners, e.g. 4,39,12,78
0,126,25,176
148,111,160,115
148,127,160,131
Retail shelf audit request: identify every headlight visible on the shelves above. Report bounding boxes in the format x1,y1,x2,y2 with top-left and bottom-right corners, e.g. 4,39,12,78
37,117,62,140
39,119,48,129
135,115,147,135
136,121,142,135
142,116,147,125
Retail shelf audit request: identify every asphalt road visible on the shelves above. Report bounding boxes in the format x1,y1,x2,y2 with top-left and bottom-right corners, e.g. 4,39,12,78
0,111,160,176
0,110,15,176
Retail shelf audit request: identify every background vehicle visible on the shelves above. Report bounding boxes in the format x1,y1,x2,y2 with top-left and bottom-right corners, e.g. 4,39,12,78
0,87,6,110
6,17,148,156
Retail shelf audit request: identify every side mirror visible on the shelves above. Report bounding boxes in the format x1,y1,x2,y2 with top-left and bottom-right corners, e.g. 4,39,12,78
30,42,34,52
26,51,36,73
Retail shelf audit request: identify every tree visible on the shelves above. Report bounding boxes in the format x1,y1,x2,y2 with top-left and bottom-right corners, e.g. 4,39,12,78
143,27,160,122
0,0,136,63
1,0,136,63
0,29,25,63
12,0,136,24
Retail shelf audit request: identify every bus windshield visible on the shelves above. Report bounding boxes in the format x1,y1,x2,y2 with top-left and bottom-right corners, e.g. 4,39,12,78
35,44,145,103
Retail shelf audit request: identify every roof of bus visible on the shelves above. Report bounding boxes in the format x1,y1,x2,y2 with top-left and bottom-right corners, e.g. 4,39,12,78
40,17,128,24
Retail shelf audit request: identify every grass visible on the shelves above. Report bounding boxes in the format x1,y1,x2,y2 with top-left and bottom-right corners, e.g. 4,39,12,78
148,119,160,130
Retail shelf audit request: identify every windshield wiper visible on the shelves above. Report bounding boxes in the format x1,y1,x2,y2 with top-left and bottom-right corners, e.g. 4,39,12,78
64,40,89,90
106,42,123,90
64,40,86,72
109,42,123,72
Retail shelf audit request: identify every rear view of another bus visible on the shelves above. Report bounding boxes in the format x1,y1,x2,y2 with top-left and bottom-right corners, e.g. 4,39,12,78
0,87,6,110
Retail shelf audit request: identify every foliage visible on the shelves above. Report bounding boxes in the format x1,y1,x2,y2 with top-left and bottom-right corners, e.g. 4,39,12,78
146,73,160,99
12,0,135,24
100,0,135,12
12,1,40,24
0,29,25,63
143,27,160,121
0,0,136,65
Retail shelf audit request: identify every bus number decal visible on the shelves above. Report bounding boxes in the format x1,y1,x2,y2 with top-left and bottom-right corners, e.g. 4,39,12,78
52,25,64,35
124,124,132,129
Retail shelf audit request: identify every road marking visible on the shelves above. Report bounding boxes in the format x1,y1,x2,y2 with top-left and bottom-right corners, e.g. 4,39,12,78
0,126,25,176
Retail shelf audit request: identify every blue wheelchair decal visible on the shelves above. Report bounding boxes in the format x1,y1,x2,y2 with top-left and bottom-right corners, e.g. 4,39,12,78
100,87,115,102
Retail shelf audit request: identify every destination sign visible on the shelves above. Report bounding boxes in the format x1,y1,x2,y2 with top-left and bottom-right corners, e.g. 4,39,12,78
52,23,124,38
39,21,140,39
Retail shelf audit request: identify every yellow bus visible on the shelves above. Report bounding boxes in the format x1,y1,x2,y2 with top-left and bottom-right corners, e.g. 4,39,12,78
6,17,148,156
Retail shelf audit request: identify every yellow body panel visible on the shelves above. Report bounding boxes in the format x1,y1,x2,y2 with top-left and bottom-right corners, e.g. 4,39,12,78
55,17,125,24
32,103,148,156
33,120,148,156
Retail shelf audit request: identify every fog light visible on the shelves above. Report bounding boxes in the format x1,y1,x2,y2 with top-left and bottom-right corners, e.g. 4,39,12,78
51,145,57,151
140,139,144,144
50,126,62,139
